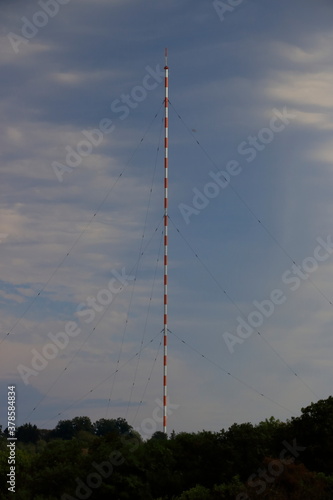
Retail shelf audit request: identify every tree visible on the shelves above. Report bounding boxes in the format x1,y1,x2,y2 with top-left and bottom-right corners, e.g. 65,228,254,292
290,396,333,474
150,431,168,441
16,423,40,443
50,416,94,440
177,484,211,500
93,417,133,437
71,416,94,434
51,420,74,440
32,439,83,498
220,422,263,480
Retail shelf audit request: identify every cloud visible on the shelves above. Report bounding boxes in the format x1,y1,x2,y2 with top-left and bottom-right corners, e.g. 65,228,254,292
268,70,333,108
0,290,26,304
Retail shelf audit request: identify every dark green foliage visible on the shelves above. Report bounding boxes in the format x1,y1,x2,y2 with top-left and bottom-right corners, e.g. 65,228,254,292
289,396,333,474
50,419,75,440
71,416,94,434
16,423,40,443
93,417,133,437
151,431,168,441
49,416,94,440
0,397,333,499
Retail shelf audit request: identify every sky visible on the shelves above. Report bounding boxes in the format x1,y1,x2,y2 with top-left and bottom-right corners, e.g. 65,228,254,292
1,0,333,438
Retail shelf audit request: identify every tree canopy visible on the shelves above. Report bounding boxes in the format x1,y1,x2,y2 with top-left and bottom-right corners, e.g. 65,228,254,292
1,397,333,499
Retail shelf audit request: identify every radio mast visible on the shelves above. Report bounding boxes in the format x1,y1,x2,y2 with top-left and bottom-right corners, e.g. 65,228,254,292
163,48,169,434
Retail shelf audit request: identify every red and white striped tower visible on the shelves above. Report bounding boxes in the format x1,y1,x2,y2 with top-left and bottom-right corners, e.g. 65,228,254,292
163,48,169,434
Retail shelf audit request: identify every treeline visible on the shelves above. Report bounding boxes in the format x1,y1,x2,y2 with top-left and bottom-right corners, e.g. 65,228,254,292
1,396,333,499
